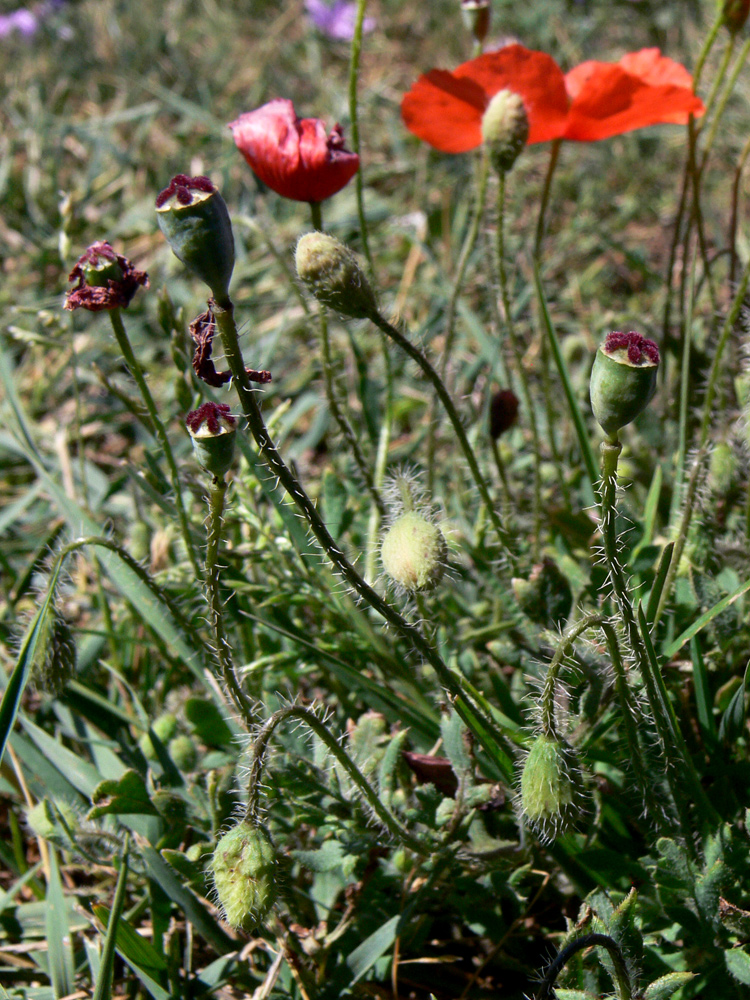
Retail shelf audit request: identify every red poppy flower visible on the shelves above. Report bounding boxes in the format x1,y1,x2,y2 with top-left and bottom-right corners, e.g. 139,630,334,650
401,44,704,153
229,98,359,203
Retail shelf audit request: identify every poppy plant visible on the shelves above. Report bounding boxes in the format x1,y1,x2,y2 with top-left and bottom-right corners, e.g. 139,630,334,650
401,44,704,153
229,98,360,204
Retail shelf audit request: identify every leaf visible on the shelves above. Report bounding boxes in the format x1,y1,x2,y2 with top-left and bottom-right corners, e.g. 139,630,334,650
346,914,401,983
691,636,717,745
642,972,695,1000
292,840,347,873
718,661,750,744
663,577,750,658
554,992,601,1000
440,710,472,779
89,770,158,819
92,836,130,1000
92,905,168,974
645,542,674,626
725,947,750,985
45,849,74,999
184,698,235,747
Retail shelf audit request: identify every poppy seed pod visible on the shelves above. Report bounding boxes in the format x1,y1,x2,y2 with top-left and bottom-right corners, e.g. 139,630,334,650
186,402,237,478
155,175,235,300
520,733,583,840
723,0,750,34
381,511,447,592
481,90,529,173
295,232,377,319
590,331,659,437
460,0,490,45
209,821,278,930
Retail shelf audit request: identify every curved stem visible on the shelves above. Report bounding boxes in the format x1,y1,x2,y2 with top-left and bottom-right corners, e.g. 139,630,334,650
533,139,561,259
496,172,542,556
206,476,254,726
212,295,512,764
539,613,606,737
245,705,430,854
534,933,632,1000
108,309,200,577
367,308,516,568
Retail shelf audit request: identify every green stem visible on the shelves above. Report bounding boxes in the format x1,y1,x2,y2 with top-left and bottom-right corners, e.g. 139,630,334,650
108,309,200,577
728,133,750,286
206,476,254,727
496,172,542,557
692,10,724,90
348,0,373,271
245,705,430,854
699,35,750,176
535,933,633,1000
212,295,512,761
367,308,516,568
533,139,561,259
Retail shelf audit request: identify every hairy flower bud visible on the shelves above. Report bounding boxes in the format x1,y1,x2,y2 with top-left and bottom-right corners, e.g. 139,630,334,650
590,331,659,437
520,733,583,841
381,511,447,592
209,821,278,930
723,0,750,34
186,402,237,478
156,175,235,300
295,232,377,319
31,612,76,695
481,89,529,173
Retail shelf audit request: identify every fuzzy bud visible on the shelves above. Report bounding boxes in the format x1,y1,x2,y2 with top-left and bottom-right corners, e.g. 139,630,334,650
186,402,237,478
139,713,178,761
381,511,447,592
31,613,76,695
209,821,278,930
168,735,198,771
156,175,235,300
590,331,659,437
481,90,529,174
520,733,583,840
295,232,377,319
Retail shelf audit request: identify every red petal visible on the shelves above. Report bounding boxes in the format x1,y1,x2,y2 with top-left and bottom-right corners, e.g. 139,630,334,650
401,45,569,153
617,48,694,89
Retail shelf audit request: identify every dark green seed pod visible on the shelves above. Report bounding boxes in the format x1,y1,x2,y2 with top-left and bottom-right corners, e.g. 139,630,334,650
139,713,178,760
520,733,583,841
481,89,529,174
156,175,235,300
209,821,277,930
381,511,447,592
295,232,377,319
590,331,659,437
461,0,490,45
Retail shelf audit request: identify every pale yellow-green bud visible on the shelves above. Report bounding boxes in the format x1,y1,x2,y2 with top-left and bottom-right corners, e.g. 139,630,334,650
295,232,377,319
520,733,583,841
209,821,278,930
481,90,529,174
381,511,447,592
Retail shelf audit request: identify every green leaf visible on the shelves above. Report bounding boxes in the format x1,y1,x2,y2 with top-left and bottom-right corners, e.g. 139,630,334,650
292,840,347,873
89,770,158,819
645,542,674,626
642,972,695,1000
45,849,74,999
92,905,168,974
346,914,401,983
184,698,235,747
92,836,130,1000
691,636,717,745
663,577,750,658
440,710,471,779
718,661,750,744
554,992,600,1000
725,947,750,985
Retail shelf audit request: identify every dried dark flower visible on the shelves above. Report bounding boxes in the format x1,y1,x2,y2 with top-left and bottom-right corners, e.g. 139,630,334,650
189,306,272,387
64,241,148,312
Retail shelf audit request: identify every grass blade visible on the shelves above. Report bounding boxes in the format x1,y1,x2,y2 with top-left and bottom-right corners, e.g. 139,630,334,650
93,834,130,1000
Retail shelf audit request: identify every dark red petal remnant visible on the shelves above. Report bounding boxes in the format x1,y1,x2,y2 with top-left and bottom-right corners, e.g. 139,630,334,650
189,306,272,387
229,99,359,203
186,401,236,435
64,240,148,312
604,331,660,366
489,388,520,439
155,174,216,208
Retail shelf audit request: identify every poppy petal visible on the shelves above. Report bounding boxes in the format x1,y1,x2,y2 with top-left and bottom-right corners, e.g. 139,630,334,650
617,48,694,89
401,70,487,153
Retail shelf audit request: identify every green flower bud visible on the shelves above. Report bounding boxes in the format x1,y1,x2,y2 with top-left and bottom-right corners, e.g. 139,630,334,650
139,713,178,760
590,331,659,438
185,402,237,478
520,733,583,841
512,557,573,627
31,612,76,696
168,734,198,771
26,799,78,845
481,89,529,174
209,821,278,930
381,511,447,592
295,232,377,319
155,175,235,300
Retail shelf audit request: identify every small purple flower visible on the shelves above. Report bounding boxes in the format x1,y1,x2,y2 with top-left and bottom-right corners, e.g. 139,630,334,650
0,9,39,38
305,0,375,41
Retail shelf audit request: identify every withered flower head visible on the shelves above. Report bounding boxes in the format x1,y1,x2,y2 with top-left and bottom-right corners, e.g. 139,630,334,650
64,241,148,312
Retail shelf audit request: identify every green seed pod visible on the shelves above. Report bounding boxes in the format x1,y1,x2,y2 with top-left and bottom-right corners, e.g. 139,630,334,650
139,713,178,760
209,821,278,930
185,402,237,478
481,89,529,174
590,331,659,437
381,511,447,592
708,439,736,495
295,232,377,319
32,612,76,696
168,734,198,771
155,175,235,300
723,0,750,34
512,557,573,627
520,733,582,841
461,0,490,45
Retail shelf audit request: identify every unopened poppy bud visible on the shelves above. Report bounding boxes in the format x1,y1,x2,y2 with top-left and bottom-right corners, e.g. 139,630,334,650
520,733,583,841
209,821,278,930
139,712,179,761
185,402,237,478
295,232,377,319
481,89,529,173
155,175,235,300
32,612,76,696
723,0,750,34
381,511,447,592
460,0,490,45
168,735,198,771
489,388,519,439
590,331,659,438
